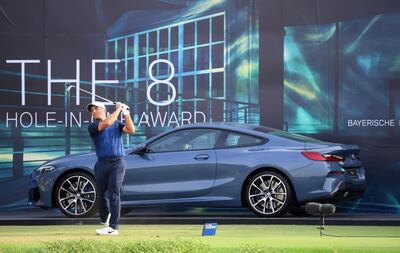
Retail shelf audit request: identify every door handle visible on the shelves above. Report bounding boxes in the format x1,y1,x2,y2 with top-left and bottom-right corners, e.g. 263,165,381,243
248,148,266,151
194,154,209,160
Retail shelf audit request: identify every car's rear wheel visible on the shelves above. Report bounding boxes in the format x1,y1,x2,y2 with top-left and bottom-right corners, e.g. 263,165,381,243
245,171,292,217
55,172,98,218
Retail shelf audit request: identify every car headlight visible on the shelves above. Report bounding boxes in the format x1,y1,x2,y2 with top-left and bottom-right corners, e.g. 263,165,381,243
35,165,56,174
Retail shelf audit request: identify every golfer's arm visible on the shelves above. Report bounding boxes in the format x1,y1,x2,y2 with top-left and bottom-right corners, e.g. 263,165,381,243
98,108,122,131
122,114,135,134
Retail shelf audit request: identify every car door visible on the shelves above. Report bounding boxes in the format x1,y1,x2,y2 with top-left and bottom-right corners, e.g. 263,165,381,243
122,128,221,201
214,130,268,188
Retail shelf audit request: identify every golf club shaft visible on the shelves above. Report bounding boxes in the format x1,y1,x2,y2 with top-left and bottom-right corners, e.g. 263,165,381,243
67,84,115,104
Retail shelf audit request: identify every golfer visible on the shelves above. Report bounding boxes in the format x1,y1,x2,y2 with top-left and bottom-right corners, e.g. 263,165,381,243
87,101,135,235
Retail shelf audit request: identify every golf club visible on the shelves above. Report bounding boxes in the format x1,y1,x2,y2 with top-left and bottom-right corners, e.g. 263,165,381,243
66,84,115,104
66,84,130,112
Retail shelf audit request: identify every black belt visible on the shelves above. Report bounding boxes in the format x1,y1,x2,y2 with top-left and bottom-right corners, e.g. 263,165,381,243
98,156,124,162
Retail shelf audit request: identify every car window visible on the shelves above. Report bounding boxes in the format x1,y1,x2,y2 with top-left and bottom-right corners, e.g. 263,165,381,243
223,132,264,148
148,129,221,153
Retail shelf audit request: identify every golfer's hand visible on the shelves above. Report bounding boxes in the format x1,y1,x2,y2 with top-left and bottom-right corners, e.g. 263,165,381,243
121,103,130,116
115,102,122,111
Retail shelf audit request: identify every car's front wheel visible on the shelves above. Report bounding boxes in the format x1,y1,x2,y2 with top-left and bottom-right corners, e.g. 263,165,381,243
55,172,98,218
245,171,292,217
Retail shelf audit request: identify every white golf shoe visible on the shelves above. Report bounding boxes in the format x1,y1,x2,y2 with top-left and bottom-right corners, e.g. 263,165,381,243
100,213,111,227
95,226,119,235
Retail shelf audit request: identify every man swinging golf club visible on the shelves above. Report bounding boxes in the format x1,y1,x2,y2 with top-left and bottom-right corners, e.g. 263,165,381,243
87,101,135,235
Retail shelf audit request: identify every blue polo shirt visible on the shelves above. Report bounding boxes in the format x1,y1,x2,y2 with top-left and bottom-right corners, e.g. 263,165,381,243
88,120,125,158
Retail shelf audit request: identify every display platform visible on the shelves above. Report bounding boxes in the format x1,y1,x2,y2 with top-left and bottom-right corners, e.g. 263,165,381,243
0,207,398,226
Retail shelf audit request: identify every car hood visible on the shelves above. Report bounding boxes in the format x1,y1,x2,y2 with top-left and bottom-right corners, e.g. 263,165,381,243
40,146,139,168
42,152,98,168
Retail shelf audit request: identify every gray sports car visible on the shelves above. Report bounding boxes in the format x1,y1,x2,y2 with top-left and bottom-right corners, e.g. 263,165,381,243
28,123,366,217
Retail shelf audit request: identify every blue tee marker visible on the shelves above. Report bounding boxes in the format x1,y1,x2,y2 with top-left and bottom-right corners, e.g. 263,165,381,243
202,223,218,236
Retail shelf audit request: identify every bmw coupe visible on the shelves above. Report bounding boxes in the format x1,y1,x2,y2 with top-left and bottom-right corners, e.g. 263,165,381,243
28,123,366,217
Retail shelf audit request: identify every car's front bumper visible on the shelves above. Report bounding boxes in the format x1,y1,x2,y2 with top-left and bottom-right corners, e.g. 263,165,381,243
28,169,57,208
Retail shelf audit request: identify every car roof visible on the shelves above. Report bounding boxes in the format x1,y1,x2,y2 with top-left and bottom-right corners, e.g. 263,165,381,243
141,122,279,145
178,122,253,129
176,122,278,133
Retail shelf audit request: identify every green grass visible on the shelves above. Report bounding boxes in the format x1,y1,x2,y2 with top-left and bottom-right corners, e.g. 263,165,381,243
0,225,399,253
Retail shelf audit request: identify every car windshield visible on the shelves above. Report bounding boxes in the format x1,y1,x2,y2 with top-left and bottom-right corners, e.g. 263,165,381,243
254,126,322,143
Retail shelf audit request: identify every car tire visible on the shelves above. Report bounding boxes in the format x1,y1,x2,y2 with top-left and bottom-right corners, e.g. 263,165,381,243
245,171,292,217
55,172,98,218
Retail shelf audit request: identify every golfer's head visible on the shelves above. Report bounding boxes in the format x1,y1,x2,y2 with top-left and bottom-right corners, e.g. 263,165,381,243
87,101,106,120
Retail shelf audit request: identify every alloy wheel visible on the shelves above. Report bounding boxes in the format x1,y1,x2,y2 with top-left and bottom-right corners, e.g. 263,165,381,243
57,174,96,216
247,173,289,216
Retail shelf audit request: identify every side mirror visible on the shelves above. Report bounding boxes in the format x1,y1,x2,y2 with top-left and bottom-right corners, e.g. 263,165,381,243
133,143,148,155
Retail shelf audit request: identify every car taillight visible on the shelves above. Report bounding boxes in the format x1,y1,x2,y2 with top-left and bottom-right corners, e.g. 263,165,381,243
302,152,345,162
